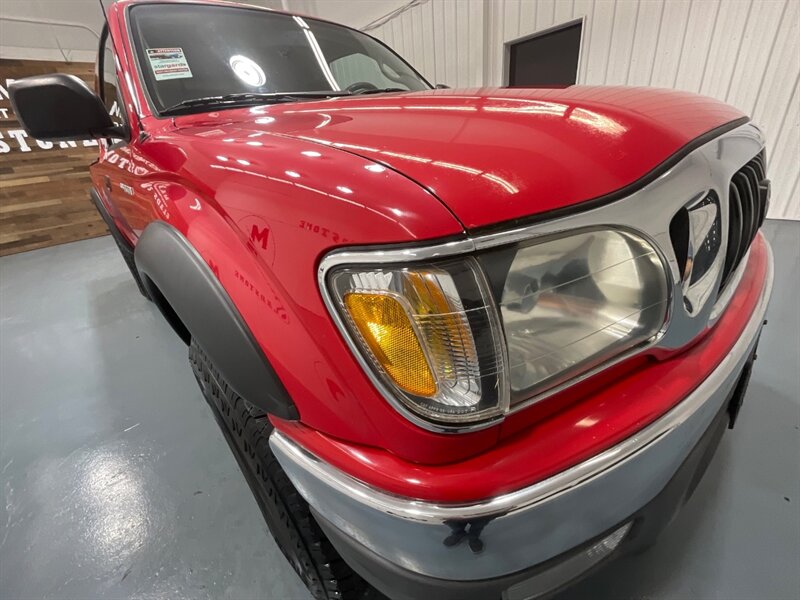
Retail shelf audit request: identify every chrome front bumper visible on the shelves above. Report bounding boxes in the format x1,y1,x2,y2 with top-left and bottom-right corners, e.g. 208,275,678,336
270,242,773,593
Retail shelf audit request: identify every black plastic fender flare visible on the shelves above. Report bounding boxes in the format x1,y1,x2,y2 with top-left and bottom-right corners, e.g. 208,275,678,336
134,220,298,420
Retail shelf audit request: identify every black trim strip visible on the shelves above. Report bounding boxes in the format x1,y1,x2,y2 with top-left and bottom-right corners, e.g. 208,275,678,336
471,116,751,236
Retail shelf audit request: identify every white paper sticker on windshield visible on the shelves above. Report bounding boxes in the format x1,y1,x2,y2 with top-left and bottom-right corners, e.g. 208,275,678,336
146,48,193,81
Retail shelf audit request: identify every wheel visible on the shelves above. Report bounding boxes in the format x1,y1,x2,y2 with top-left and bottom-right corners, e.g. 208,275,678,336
188,339,380,600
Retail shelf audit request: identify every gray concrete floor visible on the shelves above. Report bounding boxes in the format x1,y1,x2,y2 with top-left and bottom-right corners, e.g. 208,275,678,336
1,221,798,600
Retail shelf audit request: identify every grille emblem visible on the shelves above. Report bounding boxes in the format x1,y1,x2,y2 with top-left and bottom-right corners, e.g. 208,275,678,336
680,193,723,315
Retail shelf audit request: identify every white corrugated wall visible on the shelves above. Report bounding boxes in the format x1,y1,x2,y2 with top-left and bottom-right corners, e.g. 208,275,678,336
362,0,799,220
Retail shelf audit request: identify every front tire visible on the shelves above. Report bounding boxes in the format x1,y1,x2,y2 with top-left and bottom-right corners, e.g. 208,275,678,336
188,340,377,600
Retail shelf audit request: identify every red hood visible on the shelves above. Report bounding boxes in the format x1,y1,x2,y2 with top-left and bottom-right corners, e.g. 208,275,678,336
172,87,746,230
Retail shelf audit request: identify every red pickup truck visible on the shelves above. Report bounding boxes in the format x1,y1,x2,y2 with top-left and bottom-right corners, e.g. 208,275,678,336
10,1,774,599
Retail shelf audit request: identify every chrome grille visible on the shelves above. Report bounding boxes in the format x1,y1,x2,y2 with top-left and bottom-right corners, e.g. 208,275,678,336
720,151,769,291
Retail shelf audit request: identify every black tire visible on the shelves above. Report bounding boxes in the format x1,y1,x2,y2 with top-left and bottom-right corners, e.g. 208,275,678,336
188,339,379,600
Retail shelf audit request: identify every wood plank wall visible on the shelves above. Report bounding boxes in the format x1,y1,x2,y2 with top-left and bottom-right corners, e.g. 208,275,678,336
0,59,107,257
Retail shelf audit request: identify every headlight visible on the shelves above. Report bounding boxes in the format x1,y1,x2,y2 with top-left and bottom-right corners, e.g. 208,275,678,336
327,258,508,424
483,228,669,404
323,228,669,429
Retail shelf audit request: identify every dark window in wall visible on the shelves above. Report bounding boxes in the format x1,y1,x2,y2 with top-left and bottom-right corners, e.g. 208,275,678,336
507,21,582,87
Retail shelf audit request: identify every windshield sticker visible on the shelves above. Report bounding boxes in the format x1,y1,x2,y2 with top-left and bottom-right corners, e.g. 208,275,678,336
146,48,193,81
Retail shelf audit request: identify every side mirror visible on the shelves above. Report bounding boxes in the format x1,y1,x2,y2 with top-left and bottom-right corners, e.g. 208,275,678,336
9,73,127,142
435,83,451,89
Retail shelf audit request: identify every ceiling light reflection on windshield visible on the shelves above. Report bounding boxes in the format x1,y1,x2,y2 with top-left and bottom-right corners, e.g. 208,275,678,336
293,15,310,29
293,16,341,91
229,55,267,87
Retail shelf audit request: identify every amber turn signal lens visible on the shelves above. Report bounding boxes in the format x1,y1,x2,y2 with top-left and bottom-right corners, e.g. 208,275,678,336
328,260,508,424
343,292,437,397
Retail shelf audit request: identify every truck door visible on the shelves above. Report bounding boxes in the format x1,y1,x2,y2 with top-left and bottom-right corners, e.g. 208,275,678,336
91,23,148,240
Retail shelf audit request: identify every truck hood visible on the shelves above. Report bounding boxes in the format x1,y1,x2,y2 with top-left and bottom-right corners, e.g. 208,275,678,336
174,87,746,230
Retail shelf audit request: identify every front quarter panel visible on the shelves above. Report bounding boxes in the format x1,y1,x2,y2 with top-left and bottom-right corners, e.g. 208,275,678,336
114,125,503,463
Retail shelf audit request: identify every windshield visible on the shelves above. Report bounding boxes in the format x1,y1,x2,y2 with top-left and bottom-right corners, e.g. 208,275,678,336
128,3,431,114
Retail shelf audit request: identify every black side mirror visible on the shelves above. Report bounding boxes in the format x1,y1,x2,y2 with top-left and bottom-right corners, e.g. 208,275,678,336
435,83,451,89
9,73,127,142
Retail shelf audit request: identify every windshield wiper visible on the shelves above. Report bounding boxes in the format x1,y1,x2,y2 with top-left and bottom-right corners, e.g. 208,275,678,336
350,87,408,95
161,91,351,115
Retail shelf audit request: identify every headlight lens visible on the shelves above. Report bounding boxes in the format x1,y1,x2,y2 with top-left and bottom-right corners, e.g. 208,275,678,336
328,258,508,424
325,228,669,428
485,228,669,403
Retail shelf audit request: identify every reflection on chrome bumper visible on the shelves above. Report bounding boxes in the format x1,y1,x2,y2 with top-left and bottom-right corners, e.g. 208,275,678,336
270,243,773,583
